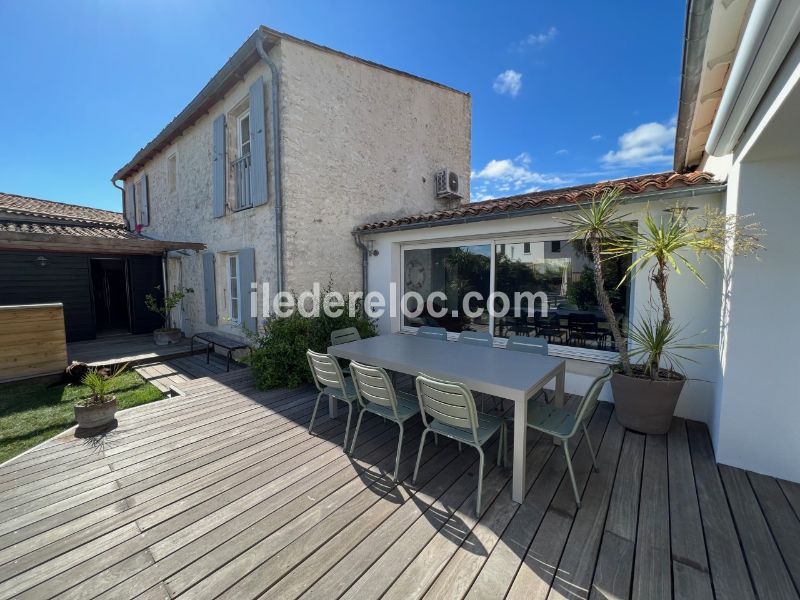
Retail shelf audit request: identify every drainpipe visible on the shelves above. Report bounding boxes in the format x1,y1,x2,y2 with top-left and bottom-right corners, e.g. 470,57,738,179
255,33,285,294
353,233,369,312
112,180,127,228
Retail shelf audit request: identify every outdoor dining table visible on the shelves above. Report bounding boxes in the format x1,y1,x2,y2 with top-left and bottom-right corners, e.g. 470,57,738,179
327,333,566,504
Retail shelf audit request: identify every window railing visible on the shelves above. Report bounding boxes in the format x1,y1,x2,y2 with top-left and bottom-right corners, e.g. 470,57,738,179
231,153,252,210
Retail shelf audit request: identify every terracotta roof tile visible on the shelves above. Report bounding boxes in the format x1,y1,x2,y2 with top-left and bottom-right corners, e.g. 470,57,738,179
357,171,719,232
0,192,124,226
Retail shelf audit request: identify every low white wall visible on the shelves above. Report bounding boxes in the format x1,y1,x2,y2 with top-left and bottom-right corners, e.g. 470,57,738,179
364,191,725,422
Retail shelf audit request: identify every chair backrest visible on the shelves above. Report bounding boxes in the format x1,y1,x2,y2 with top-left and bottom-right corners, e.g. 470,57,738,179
348,361,399,416
415,373,480,445
572,368,612,433
417,326,447,341
569,313,598,332
306,349,348,394
330,327,361,346
506,335,548,355
457,330,493,347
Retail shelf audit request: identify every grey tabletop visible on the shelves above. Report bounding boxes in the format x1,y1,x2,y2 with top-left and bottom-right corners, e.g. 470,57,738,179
328,333,565,402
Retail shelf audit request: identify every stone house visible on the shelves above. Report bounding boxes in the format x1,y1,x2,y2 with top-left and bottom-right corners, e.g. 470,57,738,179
112,26,471,339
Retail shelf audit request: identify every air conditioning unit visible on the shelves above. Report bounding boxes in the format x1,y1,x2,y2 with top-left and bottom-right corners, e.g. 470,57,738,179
434,169,462,200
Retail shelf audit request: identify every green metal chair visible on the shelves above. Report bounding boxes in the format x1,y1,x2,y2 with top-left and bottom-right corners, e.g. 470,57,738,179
330,327,361,374
457,330,495,411
506,334,550,404
524,368,612,508
348,361,421,481
417,326,447,341
414,373,507,516
306,349,359,452
330,327,361,346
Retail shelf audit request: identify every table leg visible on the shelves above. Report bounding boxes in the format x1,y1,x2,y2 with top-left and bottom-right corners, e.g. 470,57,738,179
329,396,339,419
512,397,528,503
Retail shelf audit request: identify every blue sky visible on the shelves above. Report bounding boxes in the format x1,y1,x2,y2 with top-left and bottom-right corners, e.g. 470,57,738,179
0,1,685,212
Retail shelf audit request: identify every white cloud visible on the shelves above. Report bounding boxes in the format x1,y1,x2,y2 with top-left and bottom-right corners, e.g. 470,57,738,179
591,134,603,141
556,149,569,155
493,70,522,98
471,154,566,200
602,119,676,166
516,27,558,50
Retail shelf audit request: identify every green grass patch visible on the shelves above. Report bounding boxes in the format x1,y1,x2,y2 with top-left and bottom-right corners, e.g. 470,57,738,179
0,371,163,464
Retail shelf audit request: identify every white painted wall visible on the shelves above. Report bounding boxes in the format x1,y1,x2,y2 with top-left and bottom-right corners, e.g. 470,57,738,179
703,34,800,483
363,190,725,422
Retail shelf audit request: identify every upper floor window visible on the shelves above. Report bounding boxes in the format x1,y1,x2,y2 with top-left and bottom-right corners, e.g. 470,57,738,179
237,112,251,159
167,153,177,196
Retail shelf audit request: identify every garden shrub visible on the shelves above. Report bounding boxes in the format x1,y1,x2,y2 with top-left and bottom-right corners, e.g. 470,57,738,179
250,294,378,389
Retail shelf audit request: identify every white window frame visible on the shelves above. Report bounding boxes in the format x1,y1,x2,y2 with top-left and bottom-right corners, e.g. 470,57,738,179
398,229,631,364
166,151,178,197
237,111,251,159
226,253,241,325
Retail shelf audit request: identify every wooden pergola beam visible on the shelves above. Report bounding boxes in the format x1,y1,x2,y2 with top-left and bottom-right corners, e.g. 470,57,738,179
0,231,205,255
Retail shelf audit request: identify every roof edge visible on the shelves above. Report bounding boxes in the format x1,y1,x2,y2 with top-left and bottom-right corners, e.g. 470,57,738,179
674,0,715,173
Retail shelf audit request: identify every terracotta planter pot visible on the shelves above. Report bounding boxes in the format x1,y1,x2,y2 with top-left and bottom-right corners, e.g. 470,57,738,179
74,397,117,430
154,329,182,346
611,372,685,435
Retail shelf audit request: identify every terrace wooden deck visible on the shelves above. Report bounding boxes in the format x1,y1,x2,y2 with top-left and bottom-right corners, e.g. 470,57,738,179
0,371,798,600
134,355,246,394
66,333,201,367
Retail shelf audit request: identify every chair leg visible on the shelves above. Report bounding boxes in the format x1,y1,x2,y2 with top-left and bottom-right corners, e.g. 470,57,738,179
476,446,485,517
563,440,581,509
393,423,404,481
458,441,462,453
309,392,324,434
496,423,504,466
349,409,366,455
582,423,599,473
434,433,439,446
343,403,354,452
413,428,430,483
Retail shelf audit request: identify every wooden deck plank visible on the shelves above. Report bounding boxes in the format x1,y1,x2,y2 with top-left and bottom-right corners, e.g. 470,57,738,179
589,430,645,600
749,472,800,591
719,465,799,600
505,403,613,600
545,416,625,600
687,421,756,600
668,419,713,599
631,435,671,600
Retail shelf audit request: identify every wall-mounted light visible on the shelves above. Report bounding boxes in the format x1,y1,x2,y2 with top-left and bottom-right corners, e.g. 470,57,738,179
34,255,49,267
367,240,379,257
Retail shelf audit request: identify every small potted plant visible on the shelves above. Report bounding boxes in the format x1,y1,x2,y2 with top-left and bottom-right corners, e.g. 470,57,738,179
145,286,191,345
564,188,764,434
75,365,125,430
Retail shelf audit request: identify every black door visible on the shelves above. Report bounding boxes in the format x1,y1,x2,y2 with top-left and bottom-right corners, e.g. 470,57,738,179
90,259,131,337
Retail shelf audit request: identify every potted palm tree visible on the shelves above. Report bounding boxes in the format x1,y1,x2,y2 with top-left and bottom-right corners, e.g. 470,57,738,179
564,190,764,434
145,286,190,345
75,365,126,429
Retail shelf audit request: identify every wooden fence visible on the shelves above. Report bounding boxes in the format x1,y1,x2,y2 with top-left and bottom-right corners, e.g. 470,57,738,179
0,303,67,383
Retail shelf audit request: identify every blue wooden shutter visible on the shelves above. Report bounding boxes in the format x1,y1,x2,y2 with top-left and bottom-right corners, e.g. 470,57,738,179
202,252,217,326
238,248,257,333
248,77,268,207
212,114,226,218
124,182,136,229
139,175,150,226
